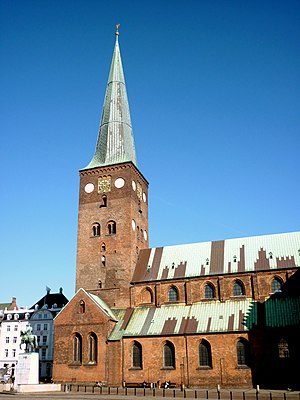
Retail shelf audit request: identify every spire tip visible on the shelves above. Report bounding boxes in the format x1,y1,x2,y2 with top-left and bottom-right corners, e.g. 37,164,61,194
116,24,120,36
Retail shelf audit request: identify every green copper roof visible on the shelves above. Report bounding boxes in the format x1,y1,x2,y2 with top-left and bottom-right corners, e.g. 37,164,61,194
244,297,300,329
83,34,137,169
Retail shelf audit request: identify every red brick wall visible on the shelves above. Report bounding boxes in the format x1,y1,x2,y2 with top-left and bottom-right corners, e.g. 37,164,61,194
76,162,148,308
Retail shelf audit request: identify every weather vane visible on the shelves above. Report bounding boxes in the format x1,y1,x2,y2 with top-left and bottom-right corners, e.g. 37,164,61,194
116,24,120,36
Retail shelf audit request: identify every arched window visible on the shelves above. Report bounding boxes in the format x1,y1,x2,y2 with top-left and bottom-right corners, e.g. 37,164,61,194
236,339,249,366
79,300,85,314
164,341,175,368
199,339,212,368
132,341,142,368
271,277,282,293
89,333,97,363
278,339,289,358
92,223,100,237
107,221,116,235
204,283,215,299
168,286,179,302
73,333,82,363
100,195,107,208
141,288,153,304
233,280,245,296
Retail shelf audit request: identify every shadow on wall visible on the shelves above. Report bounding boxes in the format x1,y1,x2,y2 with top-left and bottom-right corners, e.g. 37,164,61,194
245,269,300,390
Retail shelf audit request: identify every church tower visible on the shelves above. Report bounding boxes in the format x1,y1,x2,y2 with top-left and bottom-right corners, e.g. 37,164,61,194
75,29,149,308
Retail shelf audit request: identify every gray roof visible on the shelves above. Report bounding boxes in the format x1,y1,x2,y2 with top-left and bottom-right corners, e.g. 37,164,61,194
132,231,300,282
83,34,137,169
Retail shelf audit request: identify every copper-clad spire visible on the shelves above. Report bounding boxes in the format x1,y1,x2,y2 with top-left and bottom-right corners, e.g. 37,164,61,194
83,28,137,169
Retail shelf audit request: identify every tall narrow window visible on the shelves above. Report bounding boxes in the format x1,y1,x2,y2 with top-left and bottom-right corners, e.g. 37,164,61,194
92,223,100,237
233,280,245,296
278,339,289,358
199,340,212,368
204,283,215,299
132,341,142,368
101,255,106,267
271,277,282,293
107,221,116,235
89,333,97,363
237,339,249,366
73,333,82,363
164,341,175,368
79,300,85,314
168,286,179,302
101,243,106,252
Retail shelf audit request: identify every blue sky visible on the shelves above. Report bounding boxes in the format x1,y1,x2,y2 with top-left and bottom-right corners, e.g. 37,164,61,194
1,0,299,307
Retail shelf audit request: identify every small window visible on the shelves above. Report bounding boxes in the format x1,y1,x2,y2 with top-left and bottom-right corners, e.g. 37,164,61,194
7,326,11,332
79,300,85,314
278,339,289,358
101,255,106,267
271,277,282,293
204,283,215,299
107,221,116,235
42,348,46,360
100,194,107,208
141,288,153,304
101,243,106,252
233,280,245,296
89,333,97,363
132,341,142,368
164,341,175,368
199,340,212,368
6,337,9,344
43,336,47,344
73,333,82,363
12,349,16,357
5,349,8,357
168,286,179,302
37,324,41,331
92,223,101,237
237,339,249,366
14,325,18,331
13,337,17,344
43,324,48,330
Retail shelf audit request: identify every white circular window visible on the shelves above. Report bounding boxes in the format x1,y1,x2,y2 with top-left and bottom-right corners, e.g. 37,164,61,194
143,230,148,241
115,178,125,188
132,219,136,231
132,180,136,191
143,192,147,203
84,183,94,193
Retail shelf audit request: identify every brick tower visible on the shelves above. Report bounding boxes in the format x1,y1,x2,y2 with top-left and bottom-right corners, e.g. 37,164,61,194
75,29,148,308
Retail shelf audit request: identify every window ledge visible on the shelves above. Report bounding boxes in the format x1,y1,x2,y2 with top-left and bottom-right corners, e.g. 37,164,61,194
161,367,175,370
237,365,250,369
196,366,212,370
84,362,97,367
128,367,142,371
68,362,82,367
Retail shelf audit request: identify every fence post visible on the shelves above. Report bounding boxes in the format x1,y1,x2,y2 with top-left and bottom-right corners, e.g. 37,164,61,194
284,394,286,400
184,389,186,398
243,392,245,400
269,393,272,400
195,390,197,398
230,391,232,400
163,389,165,397
173,388,176,397
206,390,209,399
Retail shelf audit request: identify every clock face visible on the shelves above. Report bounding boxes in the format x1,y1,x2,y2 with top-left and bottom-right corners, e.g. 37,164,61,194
98,177,111,193
84,183,95,193
115,178,125,188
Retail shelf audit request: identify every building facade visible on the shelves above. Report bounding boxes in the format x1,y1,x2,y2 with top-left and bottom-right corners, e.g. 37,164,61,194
29,288,68,381
53,31,300,389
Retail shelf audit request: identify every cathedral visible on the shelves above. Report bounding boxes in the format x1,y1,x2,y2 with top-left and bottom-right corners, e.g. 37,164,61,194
52,30,300,389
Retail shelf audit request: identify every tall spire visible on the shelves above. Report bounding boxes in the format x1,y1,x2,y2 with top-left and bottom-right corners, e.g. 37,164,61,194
83,27,137,170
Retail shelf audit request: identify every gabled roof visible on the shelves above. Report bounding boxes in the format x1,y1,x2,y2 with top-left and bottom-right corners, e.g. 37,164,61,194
83,32,137,170
109,300,253,340
133,231,300,283
54,288,117,321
